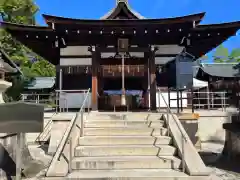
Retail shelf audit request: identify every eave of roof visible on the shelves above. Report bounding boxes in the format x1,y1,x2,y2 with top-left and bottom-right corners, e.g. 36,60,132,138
1,16,240,65
195,21,240,30
0,49,22,74
0,22,59,65
0,60,16,73
186,21,240,59
42,12,205,27
0,22,52,32
197,63,240,78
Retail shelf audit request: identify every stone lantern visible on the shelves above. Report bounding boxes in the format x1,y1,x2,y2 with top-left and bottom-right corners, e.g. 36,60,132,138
0,52,17,103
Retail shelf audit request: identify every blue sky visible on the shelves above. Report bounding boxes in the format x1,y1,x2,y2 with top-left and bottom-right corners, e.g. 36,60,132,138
35,0,240,58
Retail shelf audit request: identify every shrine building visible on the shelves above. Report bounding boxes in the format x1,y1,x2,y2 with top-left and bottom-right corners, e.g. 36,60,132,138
1,0,240,111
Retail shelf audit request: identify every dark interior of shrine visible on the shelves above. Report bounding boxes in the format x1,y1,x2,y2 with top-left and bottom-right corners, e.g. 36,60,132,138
101,77,145,90
57,70,167,90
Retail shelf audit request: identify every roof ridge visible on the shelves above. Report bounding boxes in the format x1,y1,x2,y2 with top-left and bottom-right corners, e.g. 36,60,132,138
101,1,145,20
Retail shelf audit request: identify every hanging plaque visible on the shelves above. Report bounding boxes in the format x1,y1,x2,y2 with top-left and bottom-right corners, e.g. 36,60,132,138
118,38,129,52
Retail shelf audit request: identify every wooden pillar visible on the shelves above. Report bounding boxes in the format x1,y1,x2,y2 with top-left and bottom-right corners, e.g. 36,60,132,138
55,46,61,90
149,50,157,111
98,70,104,111
143,53,149,109
91,47,99,111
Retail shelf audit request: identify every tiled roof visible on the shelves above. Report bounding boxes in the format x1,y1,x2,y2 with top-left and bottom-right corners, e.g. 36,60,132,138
199,63,240,78
25,77,55,89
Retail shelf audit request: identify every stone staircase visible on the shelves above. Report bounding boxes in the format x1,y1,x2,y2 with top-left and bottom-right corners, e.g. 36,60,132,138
65,112,209,180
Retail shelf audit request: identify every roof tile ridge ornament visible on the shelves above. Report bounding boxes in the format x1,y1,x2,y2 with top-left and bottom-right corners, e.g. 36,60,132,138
116,0,128,5
101,0,145,19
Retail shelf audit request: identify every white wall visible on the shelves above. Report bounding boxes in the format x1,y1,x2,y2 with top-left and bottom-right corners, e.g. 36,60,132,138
60,58,92,66
152,92,187,108
60,46,91,56
60,92,188,109
155,45,184,55
60,93,92,109
155,92,188,108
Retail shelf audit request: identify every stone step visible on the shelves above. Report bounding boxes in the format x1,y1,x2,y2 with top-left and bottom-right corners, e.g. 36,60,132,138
75,145,176,156
78,136,172,145
88,113,162,121
147,115,163,121
88,114,122,120
67,169,208,180
84,127,168,136
84,120,165,128
71,156,181,170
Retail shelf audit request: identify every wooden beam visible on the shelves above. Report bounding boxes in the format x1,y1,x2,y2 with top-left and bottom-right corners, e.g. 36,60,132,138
144,53,149,89
60,55,92,59
99,47,149,53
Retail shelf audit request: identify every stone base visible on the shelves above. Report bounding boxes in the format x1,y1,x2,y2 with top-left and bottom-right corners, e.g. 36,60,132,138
222,123,240,161
180,120,198,145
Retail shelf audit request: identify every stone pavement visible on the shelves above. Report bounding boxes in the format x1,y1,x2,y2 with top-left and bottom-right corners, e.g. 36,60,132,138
209,168,239,180
200,142,240,180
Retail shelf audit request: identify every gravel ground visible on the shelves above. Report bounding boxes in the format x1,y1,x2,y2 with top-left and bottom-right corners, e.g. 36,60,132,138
200,142,240,180
209,167,240,180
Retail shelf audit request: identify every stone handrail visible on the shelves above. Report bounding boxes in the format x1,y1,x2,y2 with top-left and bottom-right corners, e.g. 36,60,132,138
46,88,91,177
162,114,210,176
158,88,210,176
158,88,188,172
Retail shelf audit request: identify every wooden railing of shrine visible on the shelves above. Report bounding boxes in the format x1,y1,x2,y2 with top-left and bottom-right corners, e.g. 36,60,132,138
60,65,147,77
100,65,146,77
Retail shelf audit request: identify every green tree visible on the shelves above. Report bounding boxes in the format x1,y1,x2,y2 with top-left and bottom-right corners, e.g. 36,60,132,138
0,0,55,78
213,45,240,63
213,45,229,63
30,59,56,77
229,48,240,62
0,0,56,101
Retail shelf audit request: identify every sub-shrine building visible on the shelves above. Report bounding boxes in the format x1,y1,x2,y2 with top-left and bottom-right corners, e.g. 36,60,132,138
1,0,240,111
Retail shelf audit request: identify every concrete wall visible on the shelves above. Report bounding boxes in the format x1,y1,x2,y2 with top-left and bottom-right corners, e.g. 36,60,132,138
196,110,231,143
179,109,236,148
